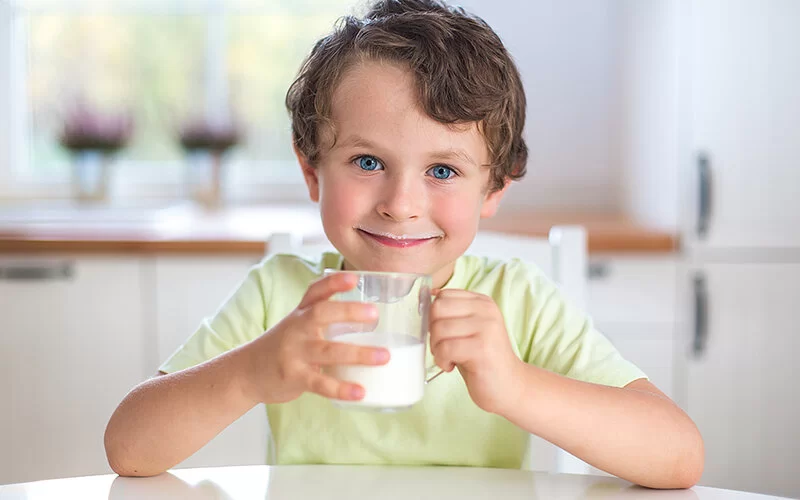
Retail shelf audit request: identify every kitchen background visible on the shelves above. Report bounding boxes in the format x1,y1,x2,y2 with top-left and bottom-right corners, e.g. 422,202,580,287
1,0,798,497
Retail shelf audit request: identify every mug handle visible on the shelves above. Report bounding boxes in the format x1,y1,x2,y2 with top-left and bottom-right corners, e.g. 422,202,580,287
423,288,444,384
426,368,445,384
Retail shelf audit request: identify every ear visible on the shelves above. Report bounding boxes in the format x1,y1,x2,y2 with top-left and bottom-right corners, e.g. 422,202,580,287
480,180,510,218
294,142,319,202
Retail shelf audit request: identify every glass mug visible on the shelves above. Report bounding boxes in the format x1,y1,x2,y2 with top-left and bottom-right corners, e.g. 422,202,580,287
323,269,442,412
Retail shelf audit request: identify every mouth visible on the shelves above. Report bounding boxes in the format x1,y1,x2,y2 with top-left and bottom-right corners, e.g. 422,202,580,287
356,227,442,249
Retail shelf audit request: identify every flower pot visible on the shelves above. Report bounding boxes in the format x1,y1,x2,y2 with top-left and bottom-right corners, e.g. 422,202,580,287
185,149,224,207
71,149,111,202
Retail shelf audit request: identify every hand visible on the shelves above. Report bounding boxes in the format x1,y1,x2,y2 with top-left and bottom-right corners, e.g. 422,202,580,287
242,273,389,405
429,289,524,414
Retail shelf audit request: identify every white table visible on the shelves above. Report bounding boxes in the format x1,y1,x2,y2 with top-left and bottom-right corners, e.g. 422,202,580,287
0,465,790,499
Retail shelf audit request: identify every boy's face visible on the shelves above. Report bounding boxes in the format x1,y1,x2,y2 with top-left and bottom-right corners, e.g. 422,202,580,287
297,60,507,288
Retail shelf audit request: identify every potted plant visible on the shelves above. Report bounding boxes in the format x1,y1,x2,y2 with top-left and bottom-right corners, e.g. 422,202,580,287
59,102,133,202
177,116,241,207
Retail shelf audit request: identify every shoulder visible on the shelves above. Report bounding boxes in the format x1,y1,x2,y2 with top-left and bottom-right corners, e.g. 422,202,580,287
457,255,554,299
457,255,564,331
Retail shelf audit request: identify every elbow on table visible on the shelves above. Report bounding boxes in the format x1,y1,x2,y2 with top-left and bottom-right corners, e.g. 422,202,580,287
105,451,167,478
104,427,166,478
670,429,705,489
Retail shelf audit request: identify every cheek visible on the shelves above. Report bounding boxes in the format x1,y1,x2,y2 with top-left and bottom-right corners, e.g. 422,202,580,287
430,189,483,231
319,174,366,226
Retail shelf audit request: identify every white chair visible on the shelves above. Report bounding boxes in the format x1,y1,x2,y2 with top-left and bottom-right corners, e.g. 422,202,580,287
466,228,587,311
266,232,335,260
266,226,592,475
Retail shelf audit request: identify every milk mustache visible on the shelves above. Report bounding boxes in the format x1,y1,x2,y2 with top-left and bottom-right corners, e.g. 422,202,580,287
329,331,425,410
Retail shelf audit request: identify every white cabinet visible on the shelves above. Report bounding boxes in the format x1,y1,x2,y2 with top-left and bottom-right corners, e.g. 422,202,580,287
682,0,800,249
152,255,269,470
588,256,678,400
678,2,800,497
681,263,800,498
0,256,148,484
0,288,11,479
152,256,260,365
618,1,800,497
595,322,675,399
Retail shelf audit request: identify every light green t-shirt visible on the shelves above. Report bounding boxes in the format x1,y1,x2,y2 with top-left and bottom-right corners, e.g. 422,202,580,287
160,252,646,468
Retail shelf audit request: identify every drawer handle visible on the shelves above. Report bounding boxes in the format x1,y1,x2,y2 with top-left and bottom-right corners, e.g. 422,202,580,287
588,262,610,280
692,273,708,358
697,152,713,238
0,263,74,281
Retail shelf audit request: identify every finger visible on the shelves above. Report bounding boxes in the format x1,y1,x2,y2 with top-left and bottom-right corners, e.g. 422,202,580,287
299,272,358,309
306,339,390,366
431,335,481,372
429,316,479,349
305,300,379,327
430,295,480,320
305,371,365,401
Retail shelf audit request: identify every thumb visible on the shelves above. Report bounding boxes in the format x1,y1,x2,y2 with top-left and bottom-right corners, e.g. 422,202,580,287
298,272,358,309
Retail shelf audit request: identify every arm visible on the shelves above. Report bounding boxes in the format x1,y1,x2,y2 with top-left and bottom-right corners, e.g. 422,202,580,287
429,289,704,490
500,364,704,489
104,273,387,477
104,346,258,477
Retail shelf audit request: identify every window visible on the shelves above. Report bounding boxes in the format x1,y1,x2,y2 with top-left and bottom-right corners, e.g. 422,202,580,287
2,0,357,200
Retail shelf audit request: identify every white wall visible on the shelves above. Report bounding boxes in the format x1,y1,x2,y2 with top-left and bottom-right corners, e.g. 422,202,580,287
461,0,622,212
0,2,12,475
611,0,681,231
0,1,11,189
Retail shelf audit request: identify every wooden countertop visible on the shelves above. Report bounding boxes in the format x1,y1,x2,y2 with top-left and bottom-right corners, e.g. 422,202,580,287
479,211,679,253
0,204,678,255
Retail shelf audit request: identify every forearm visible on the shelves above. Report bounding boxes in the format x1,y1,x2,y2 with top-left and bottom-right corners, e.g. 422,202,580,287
104,344,259,477
502,362,703,489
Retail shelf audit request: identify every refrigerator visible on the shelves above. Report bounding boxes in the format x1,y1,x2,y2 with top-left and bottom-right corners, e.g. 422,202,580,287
678,1,800,497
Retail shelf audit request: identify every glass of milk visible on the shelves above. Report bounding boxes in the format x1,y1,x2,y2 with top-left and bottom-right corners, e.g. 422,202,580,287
323,269,434,412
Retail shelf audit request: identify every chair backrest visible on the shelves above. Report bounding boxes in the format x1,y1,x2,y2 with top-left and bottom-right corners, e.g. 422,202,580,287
265,226,591,475
466,227,587,310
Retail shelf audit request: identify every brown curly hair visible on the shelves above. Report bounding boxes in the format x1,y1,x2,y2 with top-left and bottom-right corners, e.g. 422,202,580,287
285,0,527,192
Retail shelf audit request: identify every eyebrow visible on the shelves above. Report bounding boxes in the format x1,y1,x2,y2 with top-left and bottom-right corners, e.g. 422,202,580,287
335,135,480,167
429,149,479,168
334,135,376,151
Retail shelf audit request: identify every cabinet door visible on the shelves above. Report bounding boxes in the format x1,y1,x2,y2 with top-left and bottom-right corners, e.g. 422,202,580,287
587,257,678,400
0,257,147,484
152,256,260,364
0,297,11,479
152,255,268,469
684,0,800,249
597,323,675,400
587,256,678,324
685,263,800,498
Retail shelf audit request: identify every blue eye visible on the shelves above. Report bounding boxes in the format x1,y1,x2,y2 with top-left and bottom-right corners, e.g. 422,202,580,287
428,165,455,180
357,156,383,171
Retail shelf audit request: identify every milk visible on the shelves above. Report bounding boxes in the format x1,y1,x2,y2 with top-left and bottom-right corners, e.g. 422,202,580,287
328,332,425,410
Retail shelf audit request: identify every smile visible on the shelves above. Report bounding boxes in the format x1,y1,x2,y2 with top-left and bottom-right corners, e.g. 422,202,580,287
356,228,441,248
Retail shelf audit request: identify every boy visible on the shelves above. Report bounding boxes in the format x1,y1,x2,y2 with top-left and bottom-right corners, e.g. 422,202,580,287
105,0,703,488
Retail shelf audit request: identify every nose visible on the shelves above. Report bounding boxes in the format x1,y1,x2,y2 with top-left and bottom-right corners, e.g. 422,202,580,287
376,172,426,222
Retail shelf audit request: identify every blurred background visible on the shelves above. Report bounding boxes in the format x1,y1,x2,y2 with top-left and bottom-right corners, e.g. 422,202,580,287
1,0,798,498
0,0,360,201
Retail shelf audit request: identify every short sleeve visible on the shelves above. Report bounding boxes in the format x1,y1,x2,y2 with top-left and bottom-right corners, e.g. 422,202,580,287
520,271,647,388
159,262,271,374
